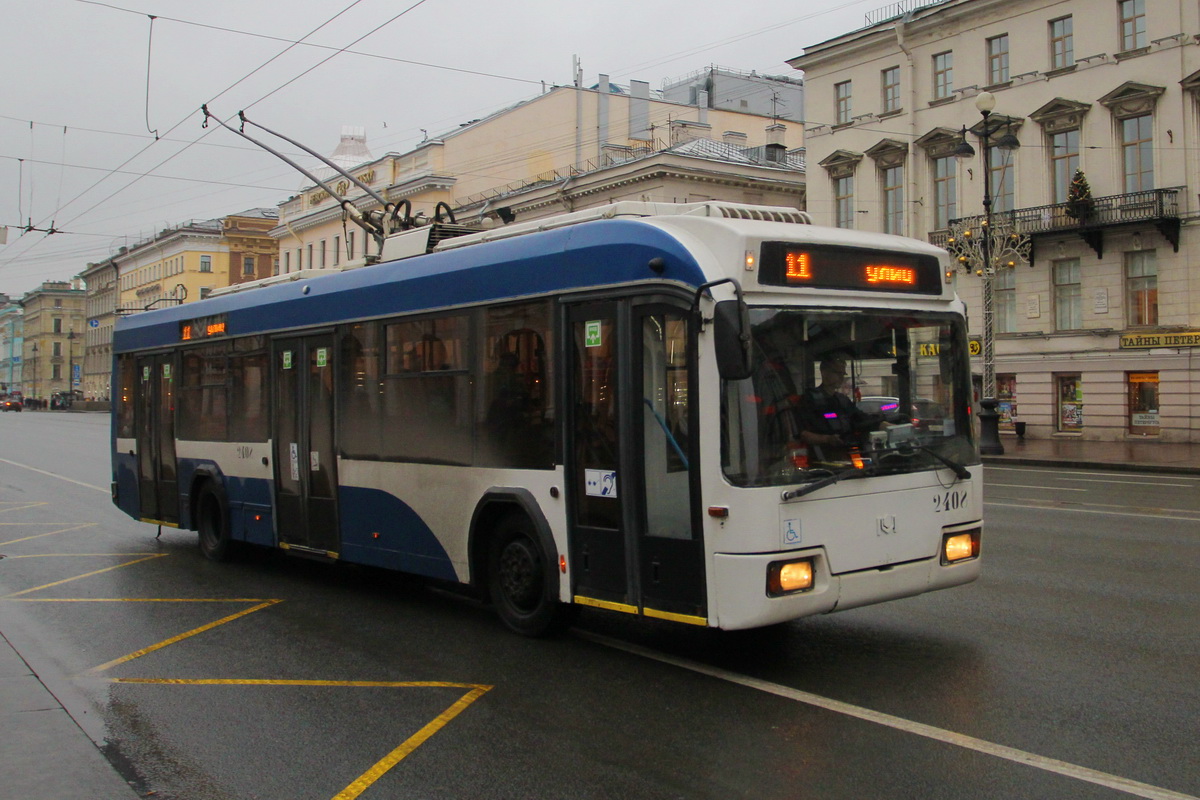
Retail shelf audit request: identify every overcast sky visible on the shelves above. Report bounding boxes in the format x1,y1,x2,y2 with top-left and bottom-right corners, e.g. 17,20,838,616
0,0,877,295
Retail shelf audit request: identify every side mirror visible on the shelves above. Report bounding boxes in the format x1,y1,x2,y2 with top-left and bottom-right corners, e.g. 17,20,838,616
713,300,753,380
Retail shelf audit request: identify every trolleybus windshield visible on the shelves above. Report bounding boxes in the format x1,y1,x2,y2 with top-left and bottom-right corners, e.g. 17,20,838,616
721,308,975,487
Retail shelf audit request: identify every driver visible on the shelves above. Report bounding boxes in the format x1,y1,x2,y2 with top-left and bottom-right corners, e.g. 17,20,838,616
796,354,876,459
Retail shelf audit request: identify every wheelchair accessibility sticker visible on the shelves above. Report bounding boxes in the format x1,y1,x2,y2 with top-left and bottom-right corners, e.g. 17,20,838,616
782,518,802,547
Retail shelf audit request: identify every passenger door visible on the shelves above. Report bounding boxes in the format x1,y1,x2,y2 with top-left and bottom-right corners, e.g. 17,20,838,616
272,334,340,556
135,353,179,524
566,300,706,623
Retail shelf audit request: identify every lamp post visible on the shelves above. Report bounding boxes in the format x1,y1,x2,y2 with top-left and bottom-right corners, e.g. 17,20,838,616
947,91,1028,456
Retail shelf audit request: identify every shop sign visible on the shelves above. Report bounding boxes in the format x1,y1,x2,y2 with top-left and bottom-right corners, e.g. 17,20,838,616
1131,412,1159,427
1119,331,1200,348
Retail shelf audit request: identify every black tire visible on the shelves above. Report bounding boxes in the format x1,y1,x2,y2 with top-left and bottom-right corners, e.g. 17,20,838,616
487,513,574,637
196,484,233,562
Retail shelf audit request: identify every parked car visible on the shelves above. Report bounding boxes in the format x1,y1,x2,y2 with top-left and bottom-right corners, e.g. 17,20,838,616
1,398,22,412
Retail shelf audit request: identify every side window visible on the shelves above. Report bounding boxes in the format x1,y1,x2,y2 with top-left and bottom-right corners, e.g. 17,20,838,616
338,322,382,459
178,344,229,441
229,337,268,442
115,354,137,438
479,300,555,469
381,315,471,464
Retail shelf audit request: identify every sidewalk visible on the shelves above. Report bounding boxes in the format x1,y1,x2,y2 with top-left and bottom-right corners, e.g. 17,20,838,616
982,435,1200,475
0,629,141,799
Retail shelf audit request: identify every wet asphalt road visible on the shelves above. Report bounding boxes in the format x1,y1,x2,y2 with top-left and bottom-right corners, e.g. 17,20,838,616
1,411,1197,800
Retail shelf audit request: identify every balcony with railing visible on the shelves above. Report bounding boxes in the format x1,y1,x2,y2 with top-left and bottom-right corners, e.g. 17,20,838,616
930,186,1182,263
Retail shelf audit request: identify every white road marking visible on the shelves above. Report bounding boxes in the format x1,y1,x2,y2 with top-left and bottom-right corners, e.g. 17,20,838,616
578,631,1199,800
0,458,108,494
985,500,1200,522
989,482,1087,491
987,466,1200,482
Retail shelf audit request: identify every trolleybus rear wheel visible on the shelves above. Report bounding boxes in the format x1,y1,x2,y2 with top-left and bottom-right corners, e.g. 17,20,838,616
488,513,572,637
196,484,233,562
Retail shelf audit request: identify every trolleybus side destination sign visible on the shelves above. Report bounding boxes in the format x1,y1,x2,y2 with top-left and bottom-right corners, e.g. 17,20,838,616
758,242,943,294
180,314,229,342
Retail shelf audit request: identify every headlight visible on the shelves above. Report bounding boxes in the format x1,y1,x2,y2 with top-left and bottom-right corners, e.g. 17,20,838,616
941,529,980,564
767,558,814,596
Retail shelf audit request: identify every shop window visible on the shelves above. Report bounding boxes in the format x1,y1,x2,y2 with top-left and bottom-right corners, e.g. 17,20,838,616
1127,371,1158,434
1056,374,1083,432
1125,250,1157,327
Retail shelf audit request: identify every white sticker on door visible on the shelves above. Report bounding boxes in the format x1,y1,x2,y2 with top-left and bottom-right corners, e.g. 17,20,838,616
585,469,617,498
289,442,300,482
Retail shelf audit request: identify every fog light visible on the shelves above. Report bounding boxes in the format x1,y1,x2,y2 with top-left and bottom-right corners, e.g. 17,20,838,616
767,558,814,596
942,529,980,564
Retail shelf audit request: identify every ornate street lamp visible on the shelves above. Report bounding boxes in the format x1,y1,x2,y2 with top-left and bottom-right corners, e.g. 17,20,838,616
945,91,1030,455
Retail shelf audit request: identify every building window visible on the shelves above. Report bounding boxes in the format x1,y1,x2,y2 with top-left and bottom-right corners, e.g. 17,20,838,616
243,256,255,277
1125,250,1157,326
283,252,291,272
53,341,62,357
989,146,1014,213
200,255,212,273
834,176,855,228
1119,0,1146,51
881,67,900,113
1050,129,1080,204
273,258,280,276
53,317,63,333
307,244,313,269
933,52,954,99
319,240,327,269
333,236,341,266
347,232,355,260
1050,16,1074,70
1057,374,1083,431
1121,114,1153,192
1127,371,1158,434
1053,258,1082,330
882,165,904,234
835,81,852,124
987,35,1009,85
52,364,62,380
995,268,1016,333
932,156,956,229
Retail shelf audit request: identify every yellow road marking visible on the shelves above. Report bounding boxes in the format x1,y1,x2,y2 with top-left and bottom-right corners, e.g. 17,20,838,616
0,523,96,546
12,597,277,602
0,502,50,513
106,679,493,800
112,679,489,689
88,599,282,674
2,553,164,597
333,685,491,800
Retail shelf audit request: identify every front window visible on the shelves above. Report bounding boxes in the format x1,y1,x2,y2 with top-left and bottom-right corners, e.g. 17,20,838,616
933,52,954,99
987,35,1009,85
722,309,976,488
1119,0,1146,51
882,165,904,234
1050,17,1074,70
933,156,956,229
1051,129,1080,203
1125,250,1157,326
882,67,900,113
835,81,852,124
834,176,855,229
995,268,1017,333
1054,258,1082,330
989,144,1014,213
1121,114,1153,192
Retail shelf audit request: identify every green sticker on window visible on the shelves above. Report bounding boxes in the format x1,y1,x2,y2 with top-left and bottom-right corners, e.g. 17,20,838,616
585,320,602,348
316,348,327,368
282,351,293,370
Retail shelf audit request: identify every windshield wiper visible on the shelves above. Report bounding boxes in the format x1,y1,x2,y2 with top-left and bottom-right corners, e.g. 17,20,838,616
780,465,868,501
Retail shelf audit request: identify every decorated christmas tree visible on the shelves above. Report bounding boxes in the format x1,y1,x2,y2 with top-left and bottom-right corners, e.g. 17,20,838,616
1066,168,1093,220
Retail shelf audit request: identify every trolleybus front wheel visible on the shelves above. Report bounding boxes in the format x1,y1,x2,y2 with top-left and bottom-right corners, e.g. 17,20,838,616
488,513,573,637
196,484,233,562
